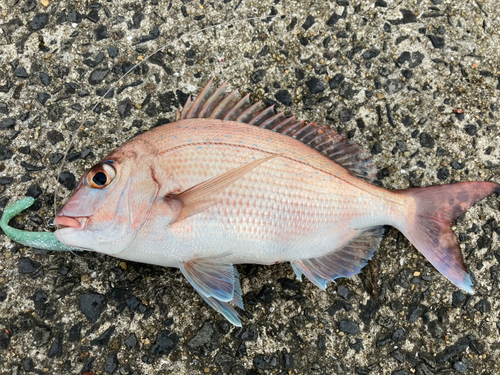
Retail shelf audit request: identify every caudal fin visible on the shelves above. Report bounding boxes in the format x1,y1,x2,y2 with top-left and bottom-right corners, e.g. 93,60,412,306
396,181,499,293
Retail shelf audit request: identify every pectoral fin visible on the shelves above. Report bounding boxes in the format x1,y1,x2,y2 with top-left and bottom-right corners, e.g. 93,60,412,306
169,153,279,222
179,256,243,326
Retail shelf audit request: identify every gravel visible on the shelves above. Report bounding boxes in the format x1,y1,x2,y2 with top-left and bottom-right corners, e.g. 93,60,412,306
0,0,499,374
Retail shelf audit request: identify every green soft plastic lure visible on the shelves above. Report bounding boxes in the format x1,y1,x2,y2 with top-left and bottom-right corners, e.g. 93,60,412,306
0,197,82,252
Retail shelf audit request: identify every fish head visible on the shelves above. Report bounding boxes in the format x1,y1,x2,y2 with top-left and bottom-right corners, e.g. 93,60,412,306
54,151,159,255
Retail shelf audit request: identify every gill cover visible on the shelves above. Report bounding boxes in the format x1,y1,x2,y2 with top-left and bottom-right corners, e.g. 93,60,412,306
55,161,159,255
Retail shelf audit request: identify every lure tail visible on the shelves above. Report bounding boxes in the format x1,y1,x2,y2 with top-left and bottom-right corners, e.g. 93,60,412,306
0,197,83,252
395,181,499,293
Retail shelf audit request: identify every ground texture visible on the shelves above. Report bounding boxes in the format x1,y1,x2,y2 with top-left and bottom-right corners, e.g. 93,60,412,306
0,0,500,374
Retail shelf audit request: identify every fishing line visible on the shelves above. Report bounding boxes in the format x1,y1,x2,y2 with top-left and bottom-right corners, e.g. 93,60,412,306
52,13,281,228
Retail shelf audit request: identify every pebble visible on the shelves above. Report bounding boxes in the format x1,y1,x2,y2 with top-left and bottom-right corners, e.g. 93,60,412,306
339,108,353,122
437,338,470,364
464,124,477,136
0,118,15,128
95,25,109,41
428,35,445,49
339,320,359,334
329,73,345,89
277,277,300,291
371,142,382,155
37,93,51,105
14,66,28,78
409,52,425,68
49,153,64,164
69,322,82,342
80,293,107,323
48,332,63,358
339,82,356,99
67,10,82,23
453,361,467,373
474,299,491,313
58,171,76,190
379,67,390,77
39,72,52,86
108,46,118,58
31,13,49,30
21,161,44,172
241,325,258,341
251,69,266,84
389,9,417,25
362,49,380,60
26,185,43,199
274,90,292,106
90,326,116,346
66,152,81,162
392,328,405,342
451,160,464,170
391,350,405,363
401,69,412,79
23,358,34,371
118,98,133,118
18,257,41,274
124,333,137,350
47,130,64,144
317,334,326,351
151,330,178,356
1,329,11,349
257,285,275,303
437,168,449,180
306,78,325,94
215,350,235,369
419,132,435,148
302,15,315,30
337,285,351,300
0,145,13,160
104,351,119,373
0,177,14,185
406,304,421,322
88,68,109,85
87,9,100,23
383,79,404,95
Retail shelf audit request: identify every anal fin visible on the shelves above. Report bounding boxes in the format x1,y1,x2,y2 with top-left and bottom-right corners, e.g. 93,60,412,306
291,227,384,290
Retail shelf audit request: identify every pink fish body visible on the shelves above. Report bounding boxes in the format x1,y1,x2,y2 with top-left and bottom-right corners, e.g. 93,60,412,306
54,79,499,326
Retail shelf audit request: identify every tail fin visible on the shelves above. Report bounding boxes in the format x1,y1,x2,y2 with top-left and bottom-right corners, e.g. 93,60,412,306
396,181,499,293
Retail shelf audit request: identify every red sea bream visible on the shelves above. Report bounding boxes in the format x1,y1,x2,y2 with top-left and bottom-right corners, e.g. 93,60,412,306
50,79,499,326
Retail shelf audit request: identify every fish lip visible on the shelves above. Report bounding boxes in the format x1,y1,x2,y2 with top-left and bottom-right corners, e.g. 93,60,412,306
53,216,88,230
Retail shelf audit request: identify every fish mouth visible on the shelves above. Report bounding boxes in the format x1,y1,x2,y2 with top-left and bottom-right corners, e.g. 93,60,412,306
53,216,87,230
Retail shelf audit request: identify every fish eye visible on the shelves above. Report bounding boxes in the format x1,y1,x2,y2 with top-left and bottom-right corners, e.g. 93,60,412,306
87,162,116,189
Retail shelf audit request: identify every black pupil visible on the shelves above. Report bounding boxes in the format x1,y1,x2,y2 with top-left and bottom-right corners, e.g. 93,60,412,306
92,171,107,186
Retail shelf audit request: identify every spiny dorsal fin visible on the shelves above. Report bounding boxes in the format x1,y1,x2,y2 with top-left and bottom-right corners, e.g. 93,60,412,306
177,79,377,181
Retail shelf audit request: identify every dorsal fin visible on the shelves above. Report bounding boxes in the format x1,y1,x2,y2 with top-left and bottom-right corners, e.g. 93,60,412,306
176,79,377,181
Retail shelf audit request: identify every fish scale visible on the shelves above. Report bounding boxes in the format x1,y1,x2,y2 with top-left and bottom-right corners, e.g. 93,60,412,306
119,120,402,267
2,79,498,326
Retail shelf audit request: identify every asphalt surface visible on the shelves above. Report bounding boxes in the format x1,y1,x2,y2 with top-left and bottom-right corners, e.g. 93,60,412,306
0,0,500,374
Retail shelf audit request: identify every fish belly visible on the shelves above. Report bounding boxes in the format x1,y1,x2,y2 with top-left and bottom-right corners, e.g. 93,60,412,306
118,143,403,268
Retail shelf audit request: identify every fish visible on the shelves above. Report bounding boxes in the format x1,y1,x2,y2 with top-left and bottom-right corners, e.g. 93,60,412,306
3,79,499,326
